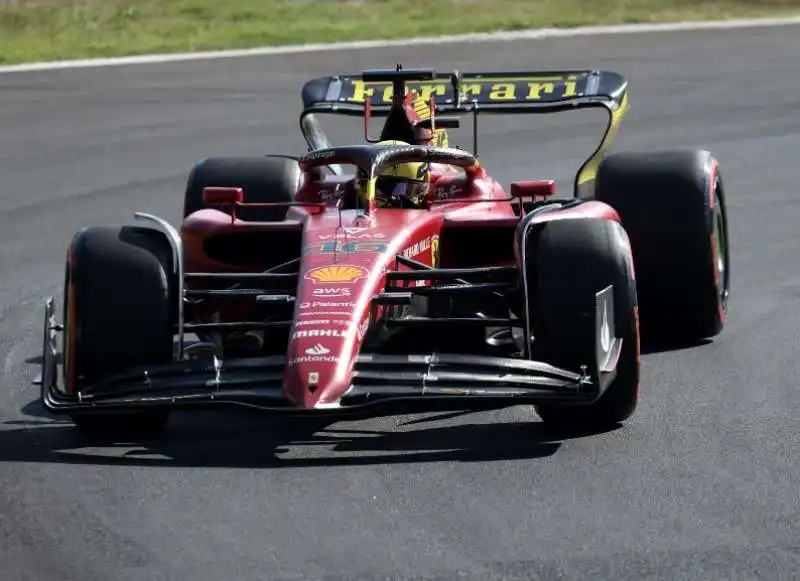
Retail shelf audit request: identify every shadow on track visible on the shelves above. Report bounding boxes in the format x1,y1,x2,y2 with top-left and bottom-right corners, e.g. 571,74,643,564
640,333,713,355
0,399,620,469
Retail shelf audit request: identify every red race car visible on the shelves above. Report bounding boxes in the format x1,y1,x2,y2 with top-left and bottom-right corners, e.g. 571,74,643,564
37,65,730,435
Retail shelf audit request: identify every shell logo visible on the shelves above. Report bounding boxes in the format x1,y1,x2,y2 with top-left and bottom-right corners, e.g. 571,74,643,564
305,265,367,284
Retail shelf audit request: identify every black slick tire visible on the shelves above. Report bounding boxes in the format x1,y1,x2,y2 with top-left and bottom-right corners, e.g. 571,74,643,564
183,155,301,221
519,217,640,428
63,225,176,435
594,149,730,344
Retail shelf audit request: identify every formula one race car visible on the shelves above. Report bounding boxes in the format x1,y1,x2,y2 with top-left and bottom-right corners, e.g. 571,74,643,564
36,65,730,435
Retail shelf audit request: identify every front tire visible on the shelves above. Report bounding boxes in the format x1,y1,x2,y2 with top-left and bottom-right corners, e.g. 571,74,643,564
63,225,176,434
518,217,640,428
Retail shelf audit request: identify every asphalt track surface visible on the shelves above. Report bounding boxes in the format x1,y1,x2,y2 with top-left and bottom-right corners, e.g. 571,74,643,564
1,24,799,581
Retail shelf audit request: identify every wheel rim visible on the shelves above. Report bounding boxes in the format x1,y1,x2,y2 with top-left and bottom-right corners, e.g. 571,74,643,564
713,179,730,310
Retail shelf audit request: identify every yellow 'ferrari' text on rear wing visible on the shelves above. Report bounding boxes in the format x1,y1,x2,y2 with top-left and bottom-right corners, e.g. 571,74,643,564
301,69,627,113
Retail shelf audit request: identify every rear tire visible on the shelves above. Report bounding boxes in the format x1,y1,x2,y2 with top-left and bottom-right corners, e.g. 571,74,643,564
519,217,640,428
183,155,301,221
64,225,176,434
595,149,730,344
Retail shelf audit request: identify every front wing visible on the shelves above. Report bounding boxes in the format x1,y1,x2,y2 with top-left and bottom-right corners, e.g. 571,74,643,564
37,290,623,416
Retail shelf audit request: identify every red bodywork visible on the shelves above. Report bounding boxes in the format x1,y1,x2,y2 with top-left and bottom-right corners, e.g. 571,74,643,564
180,158,620,409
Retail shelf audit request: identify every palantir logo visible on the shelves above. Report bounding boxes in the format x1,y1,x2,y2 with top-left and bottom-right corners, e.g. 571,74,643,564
305,343,330,356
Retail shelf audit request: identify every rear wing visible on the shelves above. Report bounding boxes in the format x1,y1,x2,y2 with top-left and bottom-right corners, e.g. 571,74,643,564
298,67,630,194
300,69,628,115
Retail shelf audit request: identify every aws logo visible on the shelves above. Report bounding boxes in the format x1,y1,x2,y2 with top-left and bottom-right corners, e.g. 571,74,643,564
312,288,351,297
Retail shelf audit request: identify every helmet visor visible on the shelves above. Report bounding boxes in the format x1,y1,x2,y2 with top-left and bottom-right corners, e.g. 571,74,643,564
375,176,427,207
354,172,427,207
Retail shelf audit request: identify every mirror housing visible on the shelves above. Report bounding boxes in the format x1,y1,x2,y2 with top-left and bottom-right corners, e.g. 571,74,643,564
510,180,556,200
203,186,244,206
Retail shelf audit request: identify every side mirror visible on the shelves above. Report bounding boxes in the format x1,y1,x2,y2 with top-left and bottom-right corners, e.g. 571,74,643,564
510,180,556,200
203,186,243,206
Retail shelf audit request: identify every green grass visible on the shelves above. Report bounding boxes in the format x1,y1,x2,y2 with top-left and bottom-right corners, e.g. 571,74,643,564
0,0,798,65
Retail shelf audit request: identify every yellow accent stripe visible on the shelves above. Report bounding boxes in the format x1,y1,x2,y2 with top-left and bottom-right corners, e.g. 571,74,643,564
577,91,630,185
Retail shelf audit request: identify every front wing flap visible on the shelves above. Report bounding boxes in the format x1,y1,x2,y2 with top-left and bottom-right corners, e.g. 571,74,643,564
40,351,597,415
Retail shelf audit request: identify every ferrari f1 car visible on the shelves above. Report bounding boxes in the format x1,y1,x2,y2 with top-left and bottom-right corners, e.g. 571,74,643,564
36,65,730,434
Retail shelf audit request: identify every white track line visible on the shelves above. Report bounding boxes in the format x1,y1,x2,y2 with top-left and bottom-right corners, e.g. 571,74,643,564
1,15,799,74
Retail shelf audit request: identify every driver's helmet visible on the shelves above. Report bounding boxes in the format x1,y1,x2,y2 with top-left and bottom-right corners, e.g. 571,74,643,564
355,140,430,208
